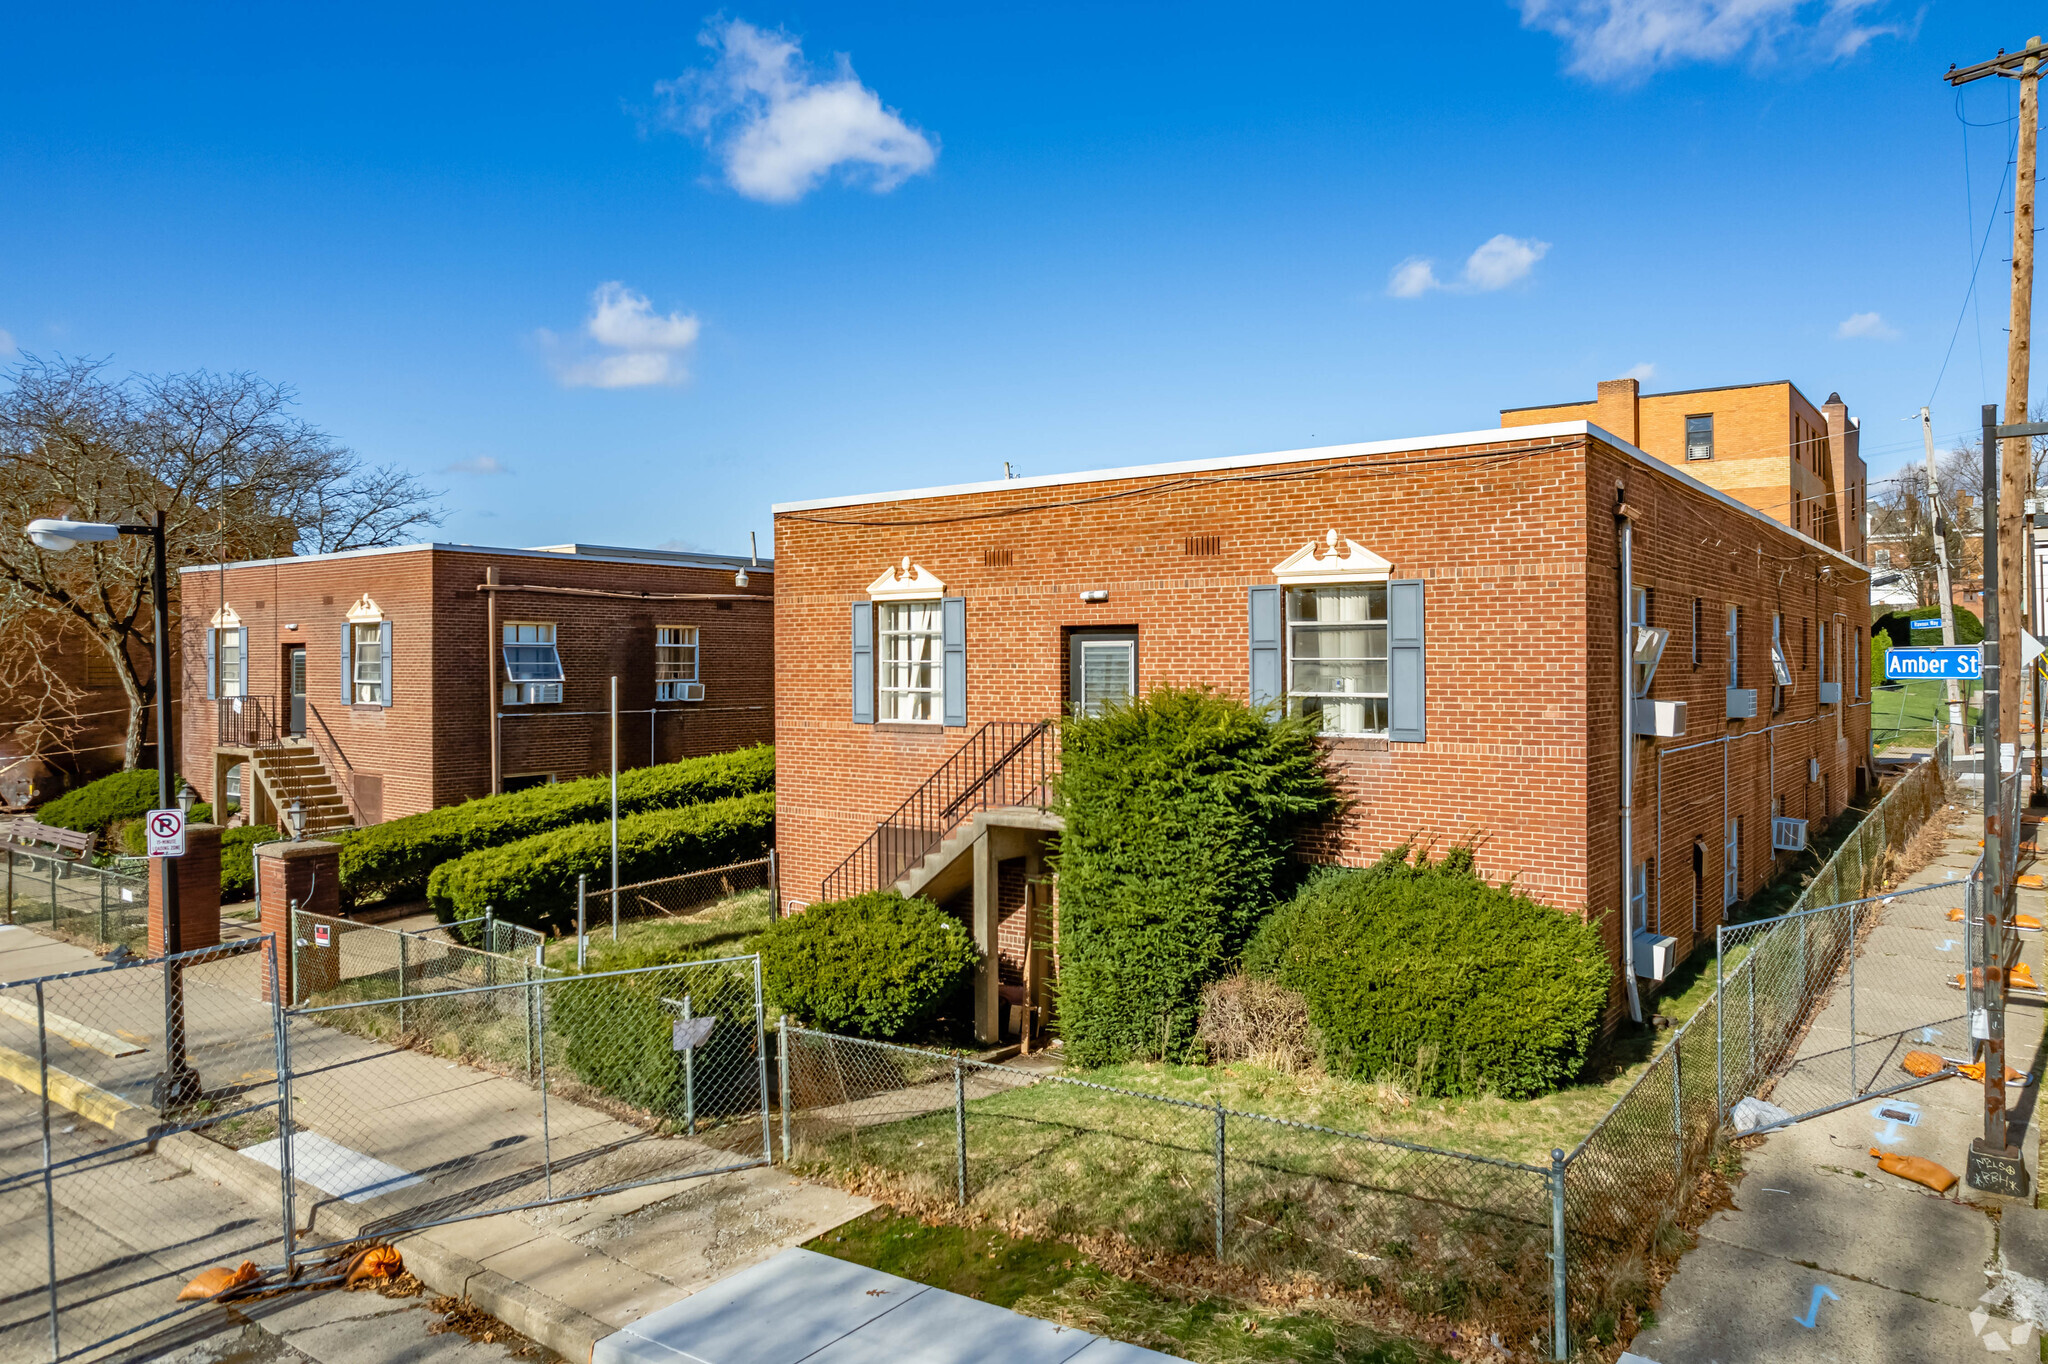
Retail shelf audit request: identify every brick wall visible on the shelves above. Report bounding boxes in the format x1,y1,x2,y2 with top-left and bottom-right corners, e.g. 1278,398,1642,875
772,426,1870,1010
178,546,774,823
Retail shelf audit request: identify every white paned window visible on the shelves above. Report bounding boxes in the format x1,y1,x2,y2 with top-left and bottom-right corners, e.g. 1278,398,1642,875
502,622,564,705
656,626,700,701
1725,605,1740,687
1286,583,1388,737
878,601,943,722
220,628,244,698
351,623,383,705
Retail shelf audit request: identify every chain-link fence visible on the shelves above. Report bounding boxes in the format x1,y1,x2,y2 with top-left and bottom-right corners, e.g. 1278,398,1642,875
569,858,776,940
281,949,772,1251
0,937,288,1362
778,1026,1563,1345
3,846,149,952
1561,740,1954,1344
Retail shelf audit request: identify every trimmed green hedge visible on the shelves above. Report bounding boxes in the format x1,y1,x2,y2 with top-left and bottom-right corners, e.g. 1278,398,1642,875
1245,848,1611,1099
220,826,280,902
1052,686,1336,1067
552,946,760,1121
340,745,774,903
37,769,177,835
426,790,776,931
758,891,980,1040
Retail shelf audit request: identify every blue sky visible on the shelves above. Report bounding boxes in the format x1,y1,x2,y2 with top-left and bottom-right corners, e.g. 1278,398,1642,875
2,2,2042,555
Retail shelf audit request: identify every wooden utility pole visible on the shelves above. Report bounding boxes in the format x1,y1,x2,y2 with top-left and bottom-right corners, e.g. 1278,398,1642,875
1951,39,2043,764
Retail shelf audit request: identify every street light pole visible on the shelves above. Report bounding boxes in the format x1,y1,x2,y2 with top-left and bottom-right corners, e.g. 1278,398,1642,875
24,515,199,1106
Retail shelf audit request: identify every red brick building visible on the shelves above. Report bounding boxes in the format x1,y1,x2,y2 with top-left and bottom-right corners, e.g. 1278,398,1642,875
772,421,1871,1040
177,542,772,831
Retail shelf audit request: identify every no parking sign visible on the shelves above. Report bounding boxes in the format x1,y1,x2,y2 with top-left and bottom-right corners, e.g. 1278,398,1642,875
144,808,185,858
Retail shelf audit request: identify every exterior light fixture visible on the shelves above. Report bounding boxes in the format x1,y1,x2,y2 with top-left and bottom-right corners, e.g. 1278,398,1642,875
735,567,750,588
177,784,197,816
1079,590,1108,604
25,518,124,553
288,800,307,841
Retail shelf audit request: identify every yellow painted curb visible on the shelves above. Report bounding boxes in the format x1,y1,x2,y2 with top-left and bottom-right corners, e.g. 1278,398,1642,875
0,1042,136,1130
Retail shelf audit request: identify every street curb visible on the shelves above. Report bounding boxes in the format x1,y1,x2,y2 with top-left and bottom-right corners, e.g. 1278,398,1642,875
153,1130,609,1362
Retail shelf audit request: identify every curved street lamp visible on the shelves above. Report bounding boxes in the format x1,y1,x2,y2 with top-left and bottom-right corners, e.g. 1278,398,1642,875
24,515,200,1106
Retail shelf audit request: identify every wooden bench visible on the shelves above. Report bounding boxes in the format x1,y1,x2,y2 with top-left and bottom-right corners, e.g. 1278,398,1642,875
4,818,97,863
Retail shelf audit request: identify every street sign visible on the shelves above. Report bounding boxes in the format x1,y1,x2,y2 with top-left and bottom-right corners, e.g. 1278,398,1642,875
144,808,186,858
671,1016,716,1052
1885,646,1982,681
1910,617,1942,630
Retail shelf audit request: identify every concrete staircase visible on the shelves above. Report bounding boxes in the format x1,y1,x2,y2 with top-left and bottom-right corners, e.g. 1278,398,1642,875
893,807,1064,905
249,742,354,836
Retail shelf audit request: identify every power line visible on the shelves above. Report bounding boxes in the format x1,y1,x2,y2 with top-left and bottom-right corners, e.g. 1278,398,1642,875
1931,86,2020,409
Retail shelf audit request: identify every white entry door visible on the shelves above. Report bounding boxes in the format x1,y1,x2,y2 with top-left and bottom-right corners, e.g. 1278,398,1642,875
1070,633,1137,717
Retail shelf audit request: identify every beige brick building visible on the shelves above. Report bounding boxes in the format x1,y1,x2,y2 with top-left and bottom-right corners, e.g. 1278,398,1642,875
177,542,772,831
772,421,1871,1041
1502,378,1867,562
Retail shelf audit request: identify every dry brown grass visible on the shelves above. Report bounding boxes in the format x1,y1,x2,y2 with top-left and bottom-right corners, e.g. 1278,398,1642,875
1196,974,1316,1074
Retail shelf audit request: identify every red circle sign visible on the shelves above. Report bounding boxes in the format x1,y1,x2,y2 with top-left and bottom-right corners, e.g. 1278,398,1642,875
149,812,181,838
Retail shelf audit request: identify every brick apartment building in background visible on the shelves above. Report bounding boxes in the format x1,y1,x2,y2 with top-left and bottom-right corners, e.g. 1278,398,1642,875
1502,377,1867,563
177,541,772,832
773,420,1870,1041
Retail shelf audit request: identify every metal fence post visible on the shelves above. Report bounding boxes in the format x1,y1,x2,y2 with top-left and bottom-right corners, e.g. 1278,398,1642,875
5,847,13,923
397,930,409,1038
1748,939,1757,1077
266,936,296,1280
1551,1148,1569,1361
1848,902,1858,1099
778,1014,792,1163
536,964,553,1201
953,1061,967,1205
752,955,772,1163
576,874,587,970
98,873,108,946
48,857,57,927
289,899,302,1007
1715,930,1725,1125
521,952,535,1081
1213,1100,1227,1262
1670,1035,1684,1190
769,849,780,920
682,994,696,1136
36,980,60,1360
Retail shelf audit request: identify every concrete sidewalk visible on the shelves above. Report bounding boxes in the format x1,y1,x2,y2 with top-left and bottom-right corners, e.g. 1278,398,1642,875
1634,804,2048,1363
591,1248,1188,1364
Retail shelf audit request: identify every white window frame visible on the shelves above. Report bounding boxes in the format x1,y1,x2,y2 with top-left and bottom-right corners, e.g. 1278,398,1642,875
220,627,245,699
1685,413,1714,461
351,621,384,706
1284,581,1390,738
1725,605,1740,688
877,600,944,723
1630,860,1650,934
502,622,564,705
656,625,700,702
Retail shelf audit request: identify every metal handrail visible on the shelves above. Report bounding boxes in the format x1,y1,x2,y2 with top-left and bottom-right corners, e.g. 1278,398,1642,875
819,720,1056,901
305,702,355,775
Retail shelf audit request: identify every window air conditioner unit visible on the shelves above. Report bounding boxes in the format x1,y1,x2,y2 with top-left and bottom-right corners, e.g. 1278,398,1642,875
658,681,706,702
1818,681,1841,704
1726,687,1757,720
1633,699,1687,738
1772,816,1808,853
1632,931,1678,982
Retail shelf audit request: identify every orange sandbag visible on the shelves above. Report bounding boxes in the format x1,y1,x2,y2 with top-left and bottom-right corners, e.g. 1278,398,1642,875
177,1261,262,1301
344,1245,403,1286
2020,914,2043,931
2012,961,2038,988
2019,875,2045,891
1955,1060,2026,1083
1950,908,1967,922
1869,1147,1959,1193
1901,1050,1949,1078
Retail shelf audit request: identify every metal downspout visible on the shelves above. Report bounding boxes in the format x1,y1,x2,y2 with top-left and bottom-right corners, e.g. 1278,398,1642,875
1619,493,1643,1023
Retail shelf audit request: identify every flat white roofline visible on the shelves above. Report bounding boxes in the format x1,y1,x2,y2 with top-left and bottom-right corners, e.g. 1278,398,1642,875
176,541,775,576
772,420,1866,573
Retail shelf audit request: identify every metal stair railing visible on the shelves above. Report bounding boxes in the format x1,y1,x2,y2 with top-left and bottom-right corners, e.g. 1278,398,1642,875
820,720,1056,901
217,697,347,831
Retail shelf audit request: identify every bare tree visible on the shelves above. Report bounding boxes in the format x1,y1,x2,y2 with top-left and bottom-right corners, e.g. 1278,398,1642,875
0,590,89,801
0,355,443,768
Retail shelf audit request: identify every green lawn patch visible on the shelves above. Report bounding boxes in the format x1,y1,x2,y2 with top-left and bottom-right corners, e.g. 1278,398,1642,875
807,1208,1448,1364
1870,679,1977,749
542,888,773,972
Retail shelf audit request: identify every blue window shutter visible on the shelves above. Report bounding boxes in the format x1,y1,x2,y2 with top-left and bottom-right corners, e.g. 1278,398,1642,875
851,603,875,724
942,597,967,727
205,628,217,700
380,620,394,707
1247,586,1282,707
236,628,248,697
1389,579,1427,743
340,623,352,704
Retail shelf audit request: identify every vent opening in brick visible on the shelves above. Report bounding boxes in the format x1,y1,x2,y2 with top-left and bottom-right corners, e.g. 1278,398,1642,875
1182,535,1222,557
983,547,1013,568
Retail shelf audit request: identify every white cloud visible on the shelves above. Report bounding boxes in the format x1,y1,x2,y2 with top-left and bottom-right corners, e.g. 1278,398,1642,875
0,329,14,356
1623,361,1657,381
444,455,511,475
1518,0,1899,83
1387,235,1551,298
1835,310,1900,340
659,19,937,204
544,282,701,390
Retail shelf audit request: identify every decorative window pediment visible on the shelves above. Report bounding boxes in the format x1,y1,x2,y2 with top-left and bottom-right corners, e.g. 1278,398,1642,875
345,593,384,624
210,604,241,629
1272,531,1392,584
867,556,945,601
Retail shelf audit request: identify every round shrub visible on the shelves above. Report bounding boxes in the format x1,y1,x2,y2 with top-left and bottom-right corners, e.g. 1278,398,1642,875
758,892,980,1040
1245,848,1610,1100
36,769,178,835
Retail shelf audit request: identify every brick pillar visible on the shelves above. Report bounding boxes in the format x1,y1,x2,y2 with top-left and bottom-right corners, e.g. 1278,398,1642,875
257,839,342,1004
147,823,220,956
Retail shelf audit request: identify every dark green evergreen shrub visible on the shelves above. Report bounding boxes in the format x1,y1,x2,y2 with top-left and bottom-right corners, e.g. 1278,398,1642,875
551,946,759,1121
220,826,279,901
426,790,775,929
758,891,979,1039
339,745,773,903
36,769,174,834
1052,686,1336,1066
1244,848,1610,1099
